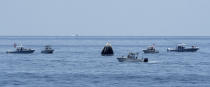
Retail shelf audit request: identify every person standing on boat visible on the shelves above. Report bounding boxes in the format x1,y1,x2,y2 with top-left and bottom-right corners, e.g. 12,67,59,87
14,43,17,48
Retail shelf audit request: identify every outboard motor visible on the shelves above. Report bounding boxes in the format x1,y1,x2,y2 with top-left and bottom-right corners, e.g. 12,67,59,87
101,42,114,56
143,58,148,62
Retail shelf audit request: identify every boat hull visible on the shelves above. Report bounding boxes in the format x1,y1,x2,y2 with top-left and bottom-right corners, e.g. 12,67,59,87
117,58,148,62
6,50,35,54
167,48,199,52
41,50,54,54
143,50,159,53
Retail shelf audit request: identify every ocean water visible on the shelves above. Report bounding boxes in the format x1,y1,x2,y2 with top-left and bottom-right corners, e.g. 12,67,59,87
0,36,210,87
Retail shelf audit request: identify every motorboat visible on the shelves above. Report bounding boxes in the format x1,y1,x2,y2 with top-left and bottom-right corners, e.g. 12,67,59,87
41,45,54,54
6,45,35,54
143,45,159,53
167,43,199,52
117,52,148,62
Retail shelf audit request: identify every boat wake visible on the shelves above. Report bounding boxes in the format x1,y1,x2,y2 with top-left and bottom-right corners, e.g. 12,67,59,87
147,61,159,64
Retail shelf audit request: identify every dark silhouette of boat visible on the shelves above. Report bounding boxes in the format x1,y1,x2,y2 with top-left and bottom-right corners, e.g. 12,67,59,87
117,52,148,62
41,45,54,54
101,42,114,56
6,45,35,54
167,43,199,52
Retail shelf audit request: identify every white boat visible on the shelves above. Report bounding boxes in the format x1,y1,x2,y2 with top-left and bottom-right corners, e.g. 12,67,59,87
143,45,159,53
117,52,148,62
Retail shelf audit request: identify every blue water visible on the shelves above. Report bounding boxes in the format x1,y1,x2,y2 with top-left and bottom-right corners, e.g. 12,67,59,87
0,36,210,87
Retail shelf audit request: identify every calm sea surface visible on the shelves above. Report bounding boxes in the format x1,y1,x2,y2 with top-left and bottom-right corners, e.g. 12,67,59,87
0,36,210,87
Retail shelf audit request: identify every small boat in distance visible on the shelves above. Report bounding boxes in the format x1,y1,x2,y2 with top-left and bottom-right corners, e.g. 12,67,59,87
143,44,159,53
167,43,199,52
117,52,148,62
6,43,35,54
71,33,79,37
41,45,54,54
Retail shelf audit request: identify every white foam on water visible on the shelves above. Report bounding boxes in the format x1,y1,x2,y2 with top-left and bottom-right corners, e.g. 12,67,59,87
148,61,160,64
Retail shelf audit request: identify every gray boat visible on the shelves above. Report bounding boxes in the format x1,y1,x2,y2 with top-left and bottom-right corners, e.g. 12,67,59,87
6,46,35,54
167,43,199,52
117,52,148,62
41,45,54,54
143,45,159,53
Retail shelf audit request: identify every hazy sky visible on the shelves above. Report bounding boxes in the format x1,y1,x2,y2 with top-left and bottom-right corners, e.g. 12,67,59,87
0,0,210,36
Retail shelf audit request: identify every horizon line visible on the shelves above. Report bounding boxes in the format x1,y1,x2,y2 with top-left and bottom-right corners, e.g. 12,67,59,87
0,35,210,37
